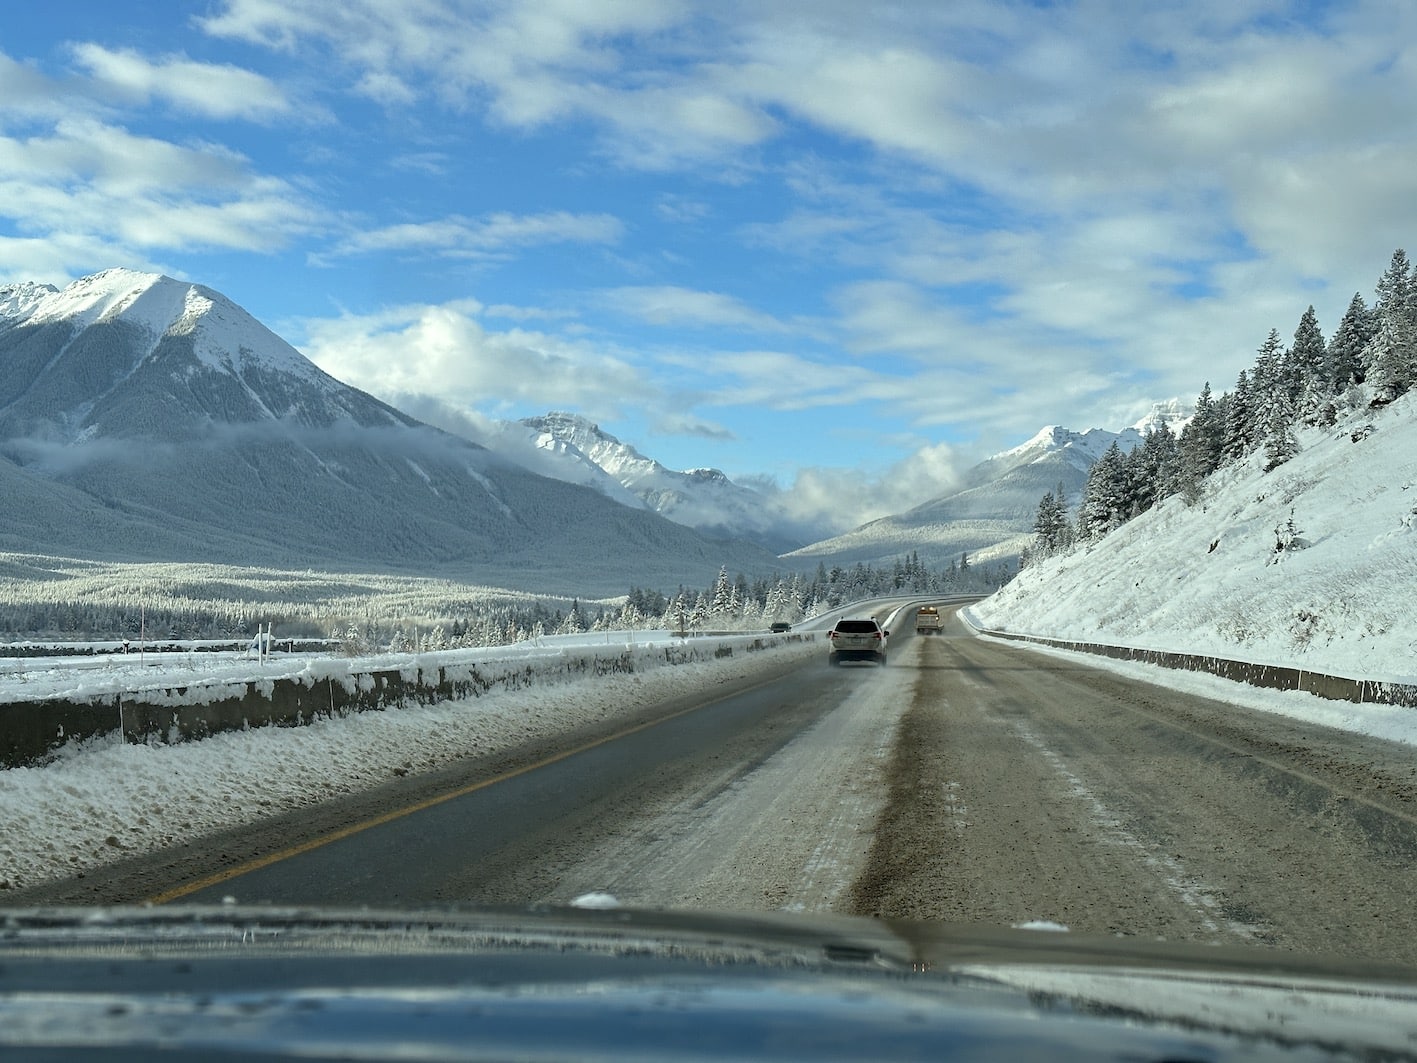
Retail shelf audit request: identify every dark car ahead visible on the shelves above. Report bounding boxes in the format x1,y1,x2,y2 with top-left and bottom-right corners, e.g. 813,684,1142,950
828,617,888,666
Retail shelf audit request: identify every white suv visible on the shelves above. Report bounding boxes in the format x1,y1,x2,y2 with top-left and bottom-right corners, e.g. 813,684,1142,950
827,617,889,666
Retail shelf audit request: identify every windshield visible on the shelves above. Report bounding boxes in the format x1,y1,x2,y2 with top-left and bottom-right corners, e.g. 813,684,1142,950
4,3,1417,1057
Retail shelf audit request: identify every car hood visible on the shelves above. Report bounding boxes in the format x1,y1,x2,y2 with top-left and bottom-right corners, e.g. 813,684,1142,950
2,905,1415,1060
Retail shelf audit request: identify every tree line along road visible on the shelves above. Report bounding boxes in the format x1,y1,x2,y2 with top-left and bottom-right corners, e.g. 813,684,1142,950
18,607,1417,967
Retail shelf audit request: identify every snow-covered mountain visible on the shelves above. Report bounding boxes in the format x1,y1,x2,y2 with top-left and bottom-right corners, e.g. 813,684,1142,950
972,388,1416,683
486,411,807,553
0,270,778,595
784,403,1189,571
0,269,419,444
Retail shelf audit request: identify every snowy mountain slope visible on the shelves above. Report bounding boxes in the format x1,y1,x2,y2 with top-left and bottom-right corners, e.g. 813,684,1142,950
481,414,648,511
0,270,779,595
489,411,807,552
972,389,1417,683
0,269,391,444
784,403,1188,570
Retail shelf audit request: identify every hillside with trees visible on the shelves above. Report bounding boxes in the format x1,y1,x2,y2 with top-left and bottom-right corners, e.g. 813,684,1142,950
989,248,1417,682
1027,248,1416,564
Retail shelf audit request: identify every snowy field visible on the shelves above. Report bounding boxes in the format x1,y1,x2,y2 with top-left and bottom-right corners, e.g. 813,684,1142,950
972,390,1417,686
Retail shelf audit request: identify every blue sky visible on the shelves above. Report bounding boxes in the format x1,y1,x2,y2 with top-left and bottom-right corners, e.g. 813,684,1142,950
4,1,1417,530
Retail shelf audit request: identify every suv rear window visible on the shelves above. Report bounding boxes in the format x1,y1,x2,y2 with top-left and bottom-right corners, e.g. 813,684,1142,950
834,620,880,633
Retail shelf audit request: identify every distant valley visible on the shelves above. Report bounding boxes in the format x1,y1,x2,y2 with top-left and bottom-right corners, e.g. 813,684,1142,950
1,268,1172,598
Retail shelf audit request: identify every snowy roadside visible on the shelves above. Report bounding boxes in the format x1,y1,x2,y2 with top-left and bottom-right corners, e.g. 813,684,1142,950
962,615,1417,748
971,392,1417,688
0,637,822,894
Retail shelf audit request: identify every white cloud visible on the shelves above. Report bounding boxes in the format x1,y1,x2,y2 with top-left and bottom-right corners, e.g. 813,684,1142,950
68,43,294,122
0,52,74,120
355,71,418,108
0,118,319,259
296,300,659,420
326,211,624,260
652,412,736,442
603,286,786,333
660,348,885,412
758,440,966,535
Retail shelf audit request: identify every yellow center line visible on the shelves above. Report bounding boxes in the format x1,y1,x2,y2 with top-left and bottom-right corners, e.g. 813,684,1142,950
148,668,791,905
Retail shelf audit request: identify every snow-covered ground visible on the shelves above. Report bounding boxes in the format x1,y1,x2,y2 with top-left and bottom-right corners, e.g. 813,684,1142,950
0,631,825,893
971,389,1417,685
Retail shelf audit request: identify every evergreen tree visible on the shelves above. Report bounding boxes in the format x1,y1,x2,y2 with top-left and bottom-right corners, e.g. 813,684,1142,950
1032,490,1067,555
1365,248,1416,403
1077,440,1128,538
1176,383,1223,501
1222,369,1254,462
1263,397,1299,471
1290,305,1328,420
1133,422,1180,509
557,601,584,635
1365,314,1415,405
1326,292,1373,390
1251,329,1283,401
709,566,733,620
1249,329,1291,439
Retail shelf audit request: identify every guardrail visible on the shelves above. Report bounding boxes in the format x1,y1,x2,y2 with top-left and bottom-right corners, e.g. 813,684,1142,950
961,612,1417,708
1,638,340,659
1,633,813,770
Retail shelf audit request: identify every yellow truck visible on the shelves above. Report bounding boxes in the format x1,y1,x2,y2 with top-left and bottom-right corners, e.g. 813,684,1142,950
915,605,942,635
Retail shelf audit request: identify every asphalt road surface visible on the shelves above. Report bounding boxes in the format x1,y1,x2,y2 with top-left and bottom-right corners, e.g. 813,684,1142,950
23,608,1417,966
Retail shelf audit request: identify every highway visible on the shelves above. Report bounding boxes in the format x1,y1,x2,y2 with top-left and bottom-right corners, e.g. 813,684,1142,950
24,606,1417,966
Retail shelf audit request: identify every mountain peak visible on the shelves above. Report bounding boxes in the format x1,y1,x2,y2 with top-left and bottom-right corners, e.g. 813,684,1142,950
522,411,622,448
5,268,169,332
497,411,804,551
0,280,61,320
1131,398,1190,435
684,467,730,485
0,268,402,443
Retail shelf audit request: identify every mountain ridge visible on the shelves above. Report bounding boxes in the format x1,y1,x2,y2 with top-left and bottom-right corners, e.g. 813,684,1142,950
783,402,1189,570
497,410,809,553
0,269,779,596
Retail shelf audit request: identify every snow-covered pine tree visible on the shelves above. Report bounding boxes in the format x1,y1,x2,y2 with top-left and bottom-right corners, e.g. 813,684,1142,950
1326,292,1374,390
557,601,584,635
709,566,733,622
1136,421,1180,509
1077,440,1129,538
1365,249,1417,404
1251,329,1283,401
1262,394,1299,471
1250,328,1287,420
1121,443,1149,519
1050,481,1074,552
1176,383,1224,501
1290,305,1328,420
1032,490,1066,555
1222,369,1254,462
